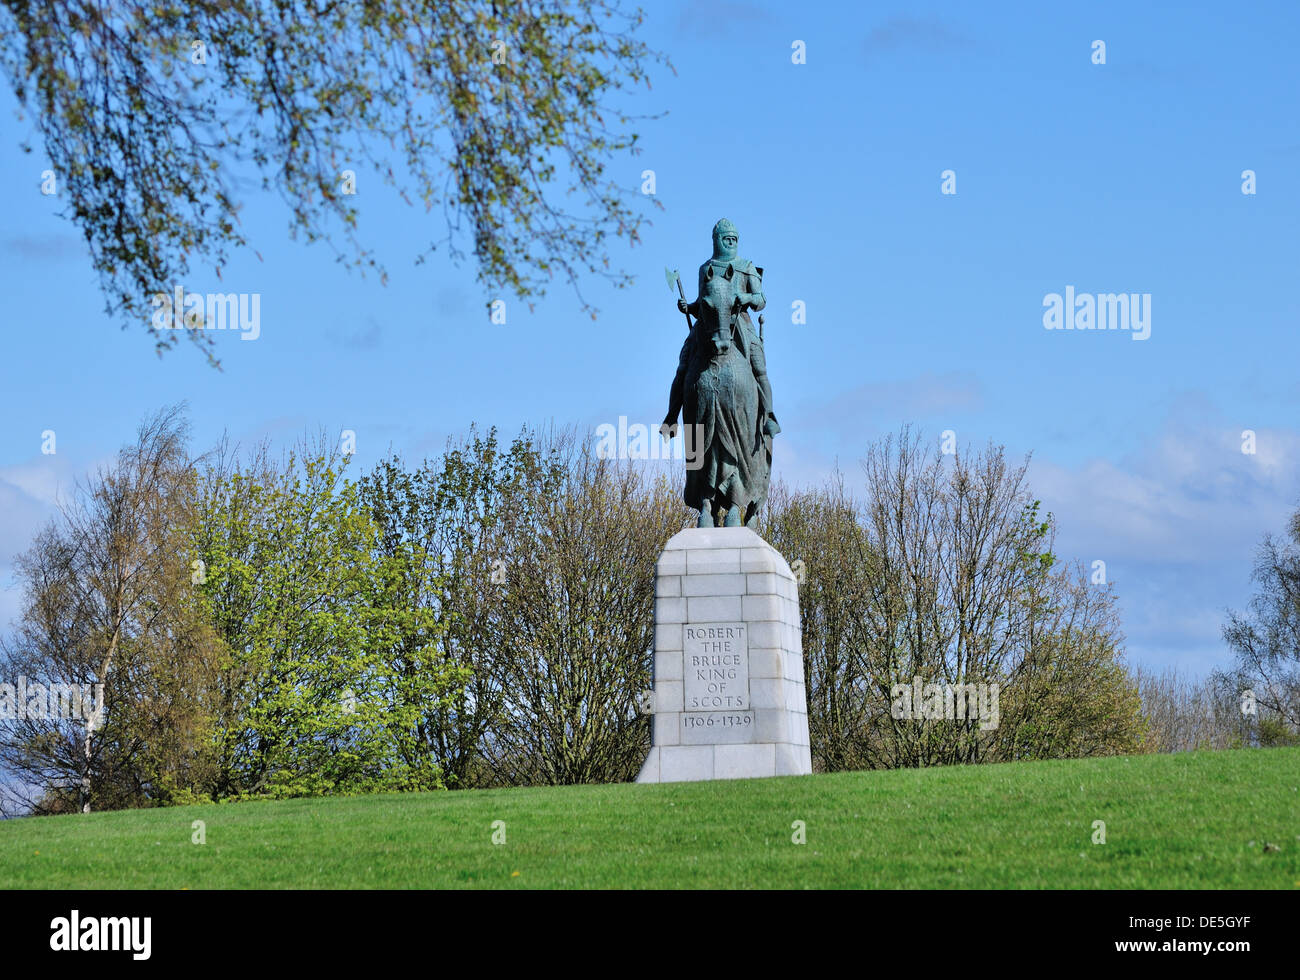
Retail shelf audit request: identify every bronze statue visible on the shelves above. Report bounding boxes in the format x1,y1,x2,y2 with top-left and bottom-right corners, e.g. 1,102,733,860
662,219,780,527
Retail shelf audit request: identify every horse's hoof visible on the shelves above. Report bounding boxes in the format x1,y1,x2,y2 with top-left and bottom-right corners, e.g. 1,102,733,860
724,507,742,527
697,510,714,528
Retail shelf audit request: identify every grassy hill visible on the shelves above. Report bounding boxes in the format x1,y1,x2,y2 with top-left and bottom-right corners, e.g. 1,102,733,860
2,748,1297,889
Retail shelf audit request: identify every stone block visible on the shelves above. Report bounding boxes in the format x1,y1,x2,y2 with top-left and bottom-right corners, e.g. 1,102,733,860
654,712,681,746
655,597,686,625
658,745,714,782
655,649,683,681
743,594,783,623
682,573,748,597
747,621,784,648
687,548,742,575
655,623,683,651
656,550,687,576
741,547,781,574
637,746,660,782
752,709,791,743
774,743,811,776
784,651,804,684
749,678,785,709
654,679,683,713
686,595,743,622
747,647,783,679
638,527,813,784
715,743,776,780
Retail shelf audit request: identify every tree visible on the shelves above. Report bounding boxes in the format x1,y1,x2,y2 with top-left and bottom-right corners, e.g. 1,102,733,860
0,405,199,813
191,436,468,798
760,476,878,772
991,560,1146,761
762,428,1145,770
358,426,551,788
1220,508,1300,744
363,426,691,787
485,428,689,785
1132,665,1241,753
0,1,668,363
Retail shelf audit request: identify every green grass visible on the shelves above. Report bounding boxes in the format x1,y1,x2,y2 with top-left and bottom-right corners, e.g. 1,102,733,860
2,748,1298,888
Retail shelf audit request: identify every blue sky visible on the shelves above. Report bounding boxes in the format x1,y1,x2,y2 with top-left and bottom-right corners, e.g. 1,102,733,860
1,0,1297,676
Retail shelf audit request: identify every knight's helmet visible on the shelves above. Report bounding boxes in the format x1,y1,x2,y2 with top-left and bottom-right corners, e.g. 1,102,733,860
711,218,739,261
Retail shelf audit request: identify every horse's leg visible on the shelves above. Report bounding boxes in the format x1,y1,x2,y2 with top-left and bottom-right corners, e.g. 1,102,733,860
717,471,742,527
697,497,715,528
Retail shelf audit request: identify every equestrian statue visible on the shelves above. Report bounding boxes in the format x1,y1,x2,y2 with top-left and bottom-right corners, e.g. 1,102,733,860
661,218,781,528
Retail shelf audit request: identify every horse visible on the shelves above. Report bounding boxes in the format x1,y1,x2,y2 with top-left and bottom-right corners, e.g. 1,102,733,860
681,262,769,527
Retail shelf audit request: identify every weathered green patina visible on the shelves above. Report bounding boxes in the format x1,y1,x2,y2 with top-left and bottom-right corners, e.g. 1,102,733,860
662,219,781,528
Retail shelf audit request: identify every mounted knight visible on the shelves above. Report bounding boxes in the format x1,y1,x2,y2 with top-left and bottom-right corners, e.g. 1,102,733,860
662,219,781,527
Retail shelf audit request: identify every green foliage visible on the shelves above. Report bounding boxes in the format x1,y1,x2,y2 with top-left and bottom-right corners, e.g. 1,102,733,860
0,406,215,815
2,412,1166,817
154,784,213,808
358,426,558,788
360,425,689,788
761,429,1146,771
192,442,467,799
1257,717,1300,747
0,1,668,362
482,435,687,785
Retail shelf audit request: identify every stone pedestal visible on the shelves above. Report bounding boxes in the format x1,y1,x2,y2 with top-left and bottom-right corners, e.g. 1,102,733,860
636,527,812,783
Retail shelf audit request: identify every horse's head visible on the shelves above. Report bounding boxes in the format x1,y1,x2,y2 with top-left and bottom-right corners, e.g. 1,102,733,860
700,262,741,358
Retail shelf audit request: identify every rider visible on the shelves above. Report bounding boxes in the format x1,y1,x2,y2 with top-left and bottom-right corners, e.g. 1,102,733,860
662,218,781,441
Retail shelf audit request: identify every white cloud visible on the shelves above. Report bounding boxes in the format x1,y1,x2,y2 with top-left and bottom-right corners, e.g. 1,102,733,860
767,392,1296,677
1030,420,1299,565
1026,405,1300,676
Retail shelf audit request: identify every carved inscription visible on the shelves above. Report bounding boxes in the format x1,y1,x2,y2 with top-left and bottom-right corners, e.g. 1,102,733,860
683,622,749,711
680,710,754,745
